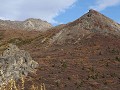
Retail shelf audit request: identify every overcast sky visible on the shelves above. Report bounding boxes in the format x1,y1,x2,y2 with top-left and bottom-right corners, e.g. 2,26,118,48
0,0,120,25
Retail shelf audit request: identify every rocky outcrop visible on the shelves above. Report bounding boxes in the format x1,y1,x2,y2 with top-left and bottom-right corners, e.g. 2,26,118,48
0,18,53,31
0,44,38,85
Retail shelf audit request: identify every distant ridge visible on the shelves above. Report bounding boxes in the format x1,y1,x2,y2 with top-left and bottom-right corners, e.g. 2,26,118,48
0,18,53,31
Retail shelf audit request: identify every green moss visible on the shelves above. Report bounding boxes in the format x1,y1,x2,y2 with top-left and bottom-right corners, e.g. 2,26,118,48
61,62,67,68
0,32,4,40
8,38,34,46
8,38,23,44
115,56,120,62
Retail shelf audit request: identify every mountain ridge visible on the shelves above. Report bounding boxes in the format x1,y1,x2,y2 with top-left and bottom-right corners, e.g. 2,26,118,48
0,18,53,31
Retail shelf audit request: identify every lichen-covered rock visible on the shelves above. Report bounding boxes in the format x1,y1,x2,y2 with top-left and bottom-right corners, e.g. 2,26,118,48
0,44,38,85
3,44,20,57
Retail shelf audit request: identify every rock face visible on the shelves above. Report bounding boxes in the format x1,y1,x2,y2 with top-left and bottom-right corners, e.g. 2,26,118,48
0,18,53,31
0,44,38,85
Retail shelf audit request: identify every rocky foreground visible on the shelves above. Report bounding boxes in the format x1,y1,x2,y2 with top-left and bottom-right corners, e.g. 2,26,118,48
0,44,38,86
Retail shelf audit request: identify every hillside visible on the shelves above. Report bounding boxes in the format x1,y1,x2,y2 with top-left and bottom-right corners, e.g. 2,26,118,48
0,9,120,90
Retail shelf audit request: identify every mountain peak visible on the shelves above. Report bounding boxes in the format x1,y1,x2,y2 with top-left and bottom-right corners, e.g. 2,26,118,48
50,9,120,44
89,9,98,13
23,18,53,31
86,9,101,17
68,9,120,32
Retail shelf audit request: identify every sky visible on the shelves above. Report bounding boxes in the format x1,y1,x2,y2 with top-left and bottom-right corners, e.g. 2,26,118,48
0,0,120,26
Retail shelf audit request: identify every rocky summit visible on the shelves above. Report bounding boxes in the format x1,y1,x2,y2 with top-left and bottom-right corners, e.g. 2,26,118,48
0,18,53,31
0,44,38,85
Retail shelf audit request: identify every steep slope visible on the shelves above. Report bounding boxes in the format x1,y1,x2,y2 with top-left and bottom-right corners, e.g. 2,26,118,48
50,9,120,44
0,18,52,31
23,9,120,90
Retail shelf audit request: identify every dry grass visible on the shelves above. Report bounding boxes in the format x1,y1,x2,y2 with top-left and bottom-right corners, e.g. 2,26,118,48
0,76,46,90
